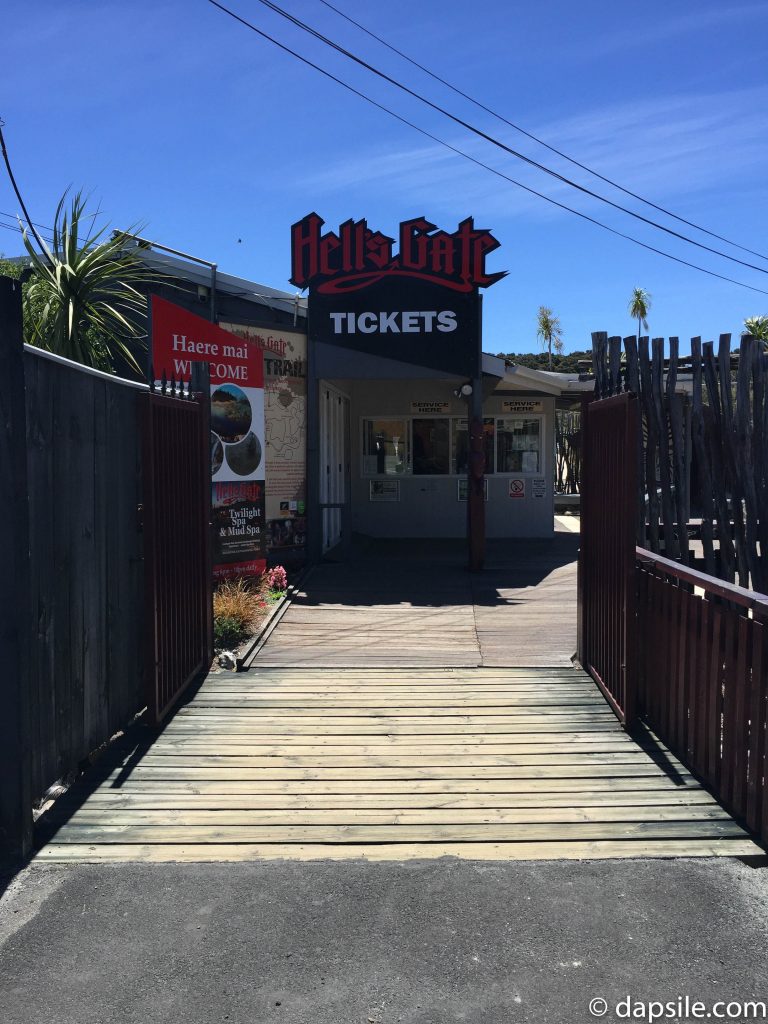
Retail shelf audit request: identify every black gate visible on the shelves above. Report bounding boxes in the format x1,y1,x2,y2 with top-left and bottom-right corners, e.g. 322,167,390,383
578,391,639,726
141,383,212,725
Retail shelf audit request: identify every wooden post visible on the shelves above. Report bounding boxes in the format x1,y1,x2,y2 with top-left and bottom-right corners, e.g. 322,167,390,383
0,276,33,859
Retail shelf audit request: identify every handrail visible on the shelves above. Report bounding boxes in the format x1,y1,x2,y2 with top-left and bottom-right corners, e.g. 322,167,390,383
636,546,768,614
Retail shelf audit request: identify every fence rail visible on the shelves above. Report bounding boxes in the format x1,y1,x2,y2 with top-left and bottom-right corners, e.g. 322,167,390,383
636,548,768,844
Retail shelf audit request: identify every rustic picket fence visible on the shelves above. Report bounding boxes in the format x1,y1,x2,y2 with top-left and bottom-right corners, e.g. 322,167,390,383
555,408,581,494
591,331,767,593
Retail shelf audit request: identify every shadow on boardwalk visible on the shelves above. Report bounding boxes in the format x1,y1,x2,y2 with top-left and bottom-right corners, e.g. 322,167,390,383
257,530,579,668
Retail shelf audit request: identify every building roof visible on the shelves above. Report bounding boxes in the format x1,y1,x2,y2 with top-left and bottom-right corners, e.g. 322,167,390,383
127,242,308,321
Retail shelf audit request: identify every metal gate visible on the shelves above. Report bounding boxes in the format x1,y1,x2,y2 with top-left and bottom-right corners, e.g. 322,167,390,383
141,384,212,725
578,392,639,726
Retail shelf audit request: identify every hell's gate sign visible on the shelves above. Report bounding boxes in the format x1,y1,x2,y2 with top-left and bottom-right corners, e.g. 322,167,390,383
151,296,266,579
290,213,506,377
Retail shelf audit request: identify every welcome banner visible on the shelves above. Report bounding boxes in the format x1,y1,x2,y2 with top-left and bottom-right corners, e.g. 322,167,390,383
150,295,266,580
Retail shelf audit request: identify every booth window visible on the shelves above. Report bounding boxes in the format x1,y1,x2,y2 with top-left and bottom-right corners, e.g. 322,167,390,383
412,418,450,475
363,419,409,475
452,418,496,475
496,417,541,473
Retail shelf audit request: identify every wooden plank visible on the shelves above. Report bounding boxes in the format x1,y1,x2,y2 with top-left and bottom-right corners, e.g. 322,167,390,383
44,819,750,844
73,790,721,809
99,764,696,781
85,778,704,794
55,806,733,827
163,722,620,736
34,838,763,863
135,752,667,768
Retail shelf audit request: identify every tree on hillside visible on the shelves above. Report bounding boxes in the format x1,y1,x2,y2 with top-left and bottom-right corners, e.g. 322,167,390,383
496,350,591,374
743,315,768,346
536,306,563,370
19,191,152,375
628,286,651,342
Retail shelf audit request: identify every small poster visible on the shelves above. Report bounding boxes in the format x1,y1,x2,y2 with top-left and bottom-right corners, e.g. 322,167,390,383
370,480,400,502
509,478,525,499
532,477,547,498
522,451,538,472
457,479,488,501
411,400,450,414
502,399,543,414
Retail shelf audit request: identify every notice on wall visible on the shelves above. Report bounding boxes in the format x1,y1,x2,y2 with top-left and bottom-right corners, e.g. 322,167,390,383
457,479,488,501
502,399,544,414
411,400,450,414
532,477,547,498
221,323,307,563
151,296,266,580
509,478,526,499
370,480,400,502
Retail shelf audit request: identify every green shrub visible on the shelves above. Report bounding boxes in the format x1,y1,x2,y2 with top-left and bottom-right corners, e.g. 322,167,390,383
214,614,247,650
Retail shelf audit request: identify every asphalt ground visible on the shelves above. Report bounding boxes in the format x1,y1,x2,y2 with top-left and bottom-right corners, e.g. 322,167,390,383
1,855,767,1024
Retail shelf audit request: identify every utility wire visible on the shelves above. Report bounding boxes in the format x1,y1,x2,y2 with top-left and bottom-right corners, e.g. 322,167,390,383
317,0,768,264
242,0,768,278
206,0,768,295
0,121,51,259
0,209,55,234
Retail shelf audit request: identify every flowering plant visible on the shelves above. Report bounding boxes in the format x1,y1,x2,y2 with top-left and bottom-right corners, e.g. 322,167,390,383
263,565,288,593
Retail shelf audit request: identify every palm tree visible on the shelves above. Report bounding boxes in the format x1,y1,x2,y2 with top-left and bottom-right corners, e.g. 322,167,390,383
20,191,152,375
743,315,768,346
628,287,651,341
536,306,564,370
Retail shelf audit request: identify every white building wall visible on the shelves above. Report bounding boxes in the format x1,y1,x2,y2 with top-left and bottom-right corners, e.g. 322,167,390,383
340,378,555,539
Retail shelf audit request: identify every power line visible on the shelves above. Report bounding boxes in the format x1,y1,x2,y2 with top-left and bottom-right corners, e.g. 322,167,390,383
248,0,768,278
0,209,54,234
206,0,768,296
0,121,51,259
317,0,768,264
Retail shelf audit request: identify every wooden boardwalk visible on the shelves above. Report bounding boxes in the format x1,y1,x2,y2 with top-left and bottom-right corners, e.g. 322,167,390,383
252,534,580,668
35,533,761,862
37,666,760,862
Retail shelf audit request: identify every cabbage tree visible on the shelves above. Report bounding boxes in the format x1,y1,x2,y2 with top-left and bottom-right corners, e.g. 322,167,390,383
21,192,151,375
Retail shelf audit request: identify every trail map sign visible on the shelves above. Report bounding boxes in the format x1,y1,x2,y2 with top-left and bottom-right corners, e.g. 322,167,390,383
151,296,266,580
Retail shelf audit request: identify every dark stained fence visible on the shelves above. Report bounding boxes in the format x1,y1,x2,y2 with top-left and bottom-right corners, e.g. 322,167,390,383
25,349,147,806
0,277,33,857
141,382,212,726
636,550,768,845
578,390,639,725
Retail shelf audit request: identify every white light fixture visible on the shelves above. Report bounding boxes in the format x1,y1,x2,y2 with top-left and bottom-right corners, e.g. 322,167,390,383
460,383,473,397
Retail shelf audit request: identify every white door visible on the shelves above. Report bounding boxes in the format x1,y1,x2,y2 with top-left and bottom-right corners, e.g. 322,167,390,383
319,382,349,553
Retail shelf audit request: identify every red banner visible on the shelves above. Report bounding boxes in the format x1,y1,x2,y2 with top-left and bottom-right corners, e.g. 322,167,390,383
151,295,264,388
150,296,266,581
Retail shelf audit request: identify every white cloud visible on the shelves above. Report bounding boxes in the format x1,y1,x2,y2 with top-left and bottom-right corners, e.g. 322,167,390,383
293,85,768,226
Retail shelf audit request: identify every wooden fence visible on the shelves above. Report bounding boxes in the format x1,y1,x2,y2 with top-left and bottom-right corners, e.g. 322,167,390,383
0,276,212,858
636,550,768,844
24,347,147,812
555,407,581,494
591,332,767,592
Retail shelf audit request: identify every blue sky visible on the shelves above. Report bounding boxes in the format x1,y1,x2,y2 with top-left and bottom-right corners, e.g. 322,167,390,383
2,0,767,353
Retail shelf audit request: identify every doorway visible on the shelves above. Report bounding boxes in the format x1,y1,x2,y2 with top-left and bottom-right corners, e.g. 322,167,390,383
319,381,350,554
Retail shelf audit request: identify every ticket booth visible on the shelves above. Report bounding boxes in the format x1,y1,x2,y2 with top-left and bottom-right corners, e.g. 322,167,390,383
291,213,564,560
311,357,561,550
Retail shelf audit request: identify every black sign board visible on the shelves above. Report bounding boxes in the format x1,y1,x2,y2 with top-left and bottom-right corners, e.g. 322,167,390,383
291,214,504,377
